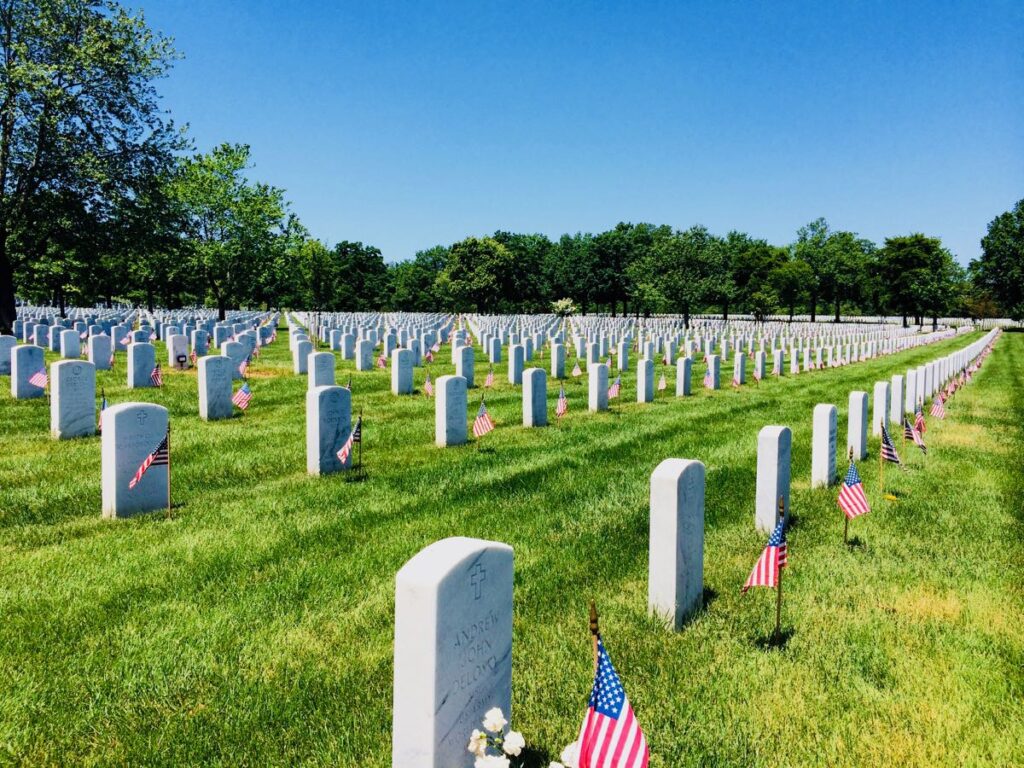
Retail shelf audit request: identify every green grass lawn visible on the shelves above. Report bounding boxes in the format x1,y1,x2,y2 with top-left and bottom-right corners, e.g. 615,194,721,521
1,328,1021,767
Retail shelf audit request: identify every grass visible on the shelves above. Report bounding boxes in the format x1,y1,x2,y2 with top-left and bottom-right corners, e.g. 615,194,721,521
1,327,1022,766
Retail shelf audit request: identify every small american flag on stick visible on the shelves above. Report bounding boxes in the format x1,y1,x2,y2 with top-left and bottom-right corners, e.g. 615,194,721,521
423,371,433,397
128,429,169,490
556,385,568,418
29,369,48,389
472,399,495,438
930,396,945,419
150,363,163,387
743,516,787,591
575,635,650,768
484,366,494,388
838,460,870,519
232,382,253,410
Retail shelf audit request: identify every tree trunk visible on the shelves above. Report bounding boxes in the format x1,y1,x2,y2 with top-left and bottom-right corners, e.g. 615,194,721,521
0,241,15,335
810,294,817,323
789,304,795,322
932,316,938,331
683,303,690,329
218,298,226,321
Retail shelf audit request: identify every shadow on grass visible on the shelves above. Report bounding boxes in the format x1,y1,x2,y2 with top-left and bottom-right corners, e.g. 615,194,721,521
846,535,867,551
519,746,554,767
755,627,794,651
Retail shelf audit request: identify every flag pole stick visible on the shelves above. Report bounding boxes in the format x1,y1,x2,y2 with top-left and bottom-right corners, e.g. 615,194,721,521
166,423,172,520
358,408,363,473
879,438,884,495
775,495,784,641
844,447,853,544
589,601,600,675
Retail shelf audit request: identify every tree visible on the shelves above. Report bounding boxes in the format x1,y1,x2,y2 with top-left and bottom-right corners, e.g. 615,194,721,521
435,236,516,313
726,232,787,314
877,234,946,327
170,143,288,319
331,241,390,311
390,246,446,311
793,218,831,322
825,231,875,322
0,0,182,333
628,225,717,327
545,233,596,314
972,199,1024,321
770,260,812,321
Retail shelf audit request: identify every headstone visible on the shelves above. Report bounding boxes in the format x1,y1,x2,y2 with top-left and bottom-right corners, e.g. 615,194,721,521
50,361,96,439
455,344,474,388
890,374,904,424
648,459,705,630
59,329,81,359
551,343,565,379
675,356,692,396
198,355,233,420
306,385,352,475
309,351,336,388
522,367,547,427
904,369,917,414
706,354,720,389
872,381,890,437
392,348,414,395
848,391,868,460
811,404,837,488
637,358,654,403
507,344,524,385
733,354,746,385
221,340,247,381
435,375,468,447
127,342,156,389
0,335,17,375
488,337,501,364
755,425,791,533
755,351,766,380
292,340,312,375
356,339,374,371
101,403,169,518
191,329,209,358
617,341,629,371
588,362,608,412
392,537,513,768
342,333,356,360
167,333,189,369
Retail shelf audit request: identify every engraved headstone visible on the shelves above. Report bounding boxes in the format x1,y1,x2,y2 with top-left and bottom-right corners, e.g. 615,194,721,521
848,391,868,460
306,385,352,475
127,342,156,389
198,356,234,421
392,537,513,768
811,403,837,488
588,362,608,412
392,348,414,394
756,425,791,533
675,356,692,396
309,351,336,388
101,402,169,518
50,360,96,439
435,375,468,447
648,459,705,630
522,367,547,427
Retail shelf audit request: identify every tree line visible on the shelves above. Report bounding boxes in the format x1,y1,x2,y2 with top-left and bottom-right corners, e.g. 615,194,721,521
3,1,1022,335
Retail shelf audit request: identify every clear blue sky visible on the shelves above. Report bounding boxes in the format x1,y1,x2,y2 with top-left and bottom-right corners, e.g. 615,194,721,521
140,0,1022,265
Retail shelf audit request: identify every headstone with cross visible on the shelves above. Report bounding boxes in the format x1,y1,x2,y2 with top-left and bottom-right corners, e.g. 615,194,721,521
392,536,513,768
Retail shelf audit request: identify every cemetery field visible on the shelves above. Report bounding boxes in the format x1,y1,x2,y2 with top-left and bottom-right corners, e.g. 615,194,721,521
2,329,1023,767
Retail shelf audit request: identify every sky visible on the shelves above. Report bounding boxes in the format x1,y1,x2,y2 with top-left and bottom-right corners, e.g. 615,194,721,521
138,0,1022,265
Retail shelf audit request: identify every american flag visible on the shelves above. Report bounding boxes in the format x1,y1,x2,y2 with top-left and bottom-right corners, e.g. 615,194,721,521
703,368,712,389
556,385,568,418
119,335,130,346
377,353,387,368
608,376,621,399
753,366,762,382
484,367,495,388
79,329,87,339
930,396,945,419
837,461,870,519
742,516,788,591
423,372,433,397
29,368,48,389
903,417,927,454
431,341,440,353
425,349,434,363
239,355,250,377
109,351,115,367
731,371,740,389
232,382,253,410
914,402,926,435
572,360,582,378
149,331,156,341
190,349,197,365
97,392,108,431
771,357,781,376
575,636,649,768
337,416,362,465
150,363,163,387
881,424,902,466
657,373,667,391
128,429,169,489
473,399,495,438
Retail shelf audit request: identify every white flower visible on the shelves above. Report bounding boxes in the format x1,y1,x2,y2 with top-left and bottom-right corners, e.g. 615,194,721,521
482,707,508,732
502,730,526,756
474,756,510,768
549,764,566,768
560,741,580,768
467,729,488,758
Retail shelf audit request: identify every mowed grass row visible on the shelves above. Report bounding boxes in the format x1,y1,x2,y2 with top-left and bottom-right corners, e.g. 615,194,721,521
0,328,1021,766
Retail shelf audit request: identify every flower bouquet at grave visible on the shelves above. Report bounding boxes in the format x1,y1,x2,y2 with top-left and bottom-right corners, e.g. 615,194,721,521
466,707,578,768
